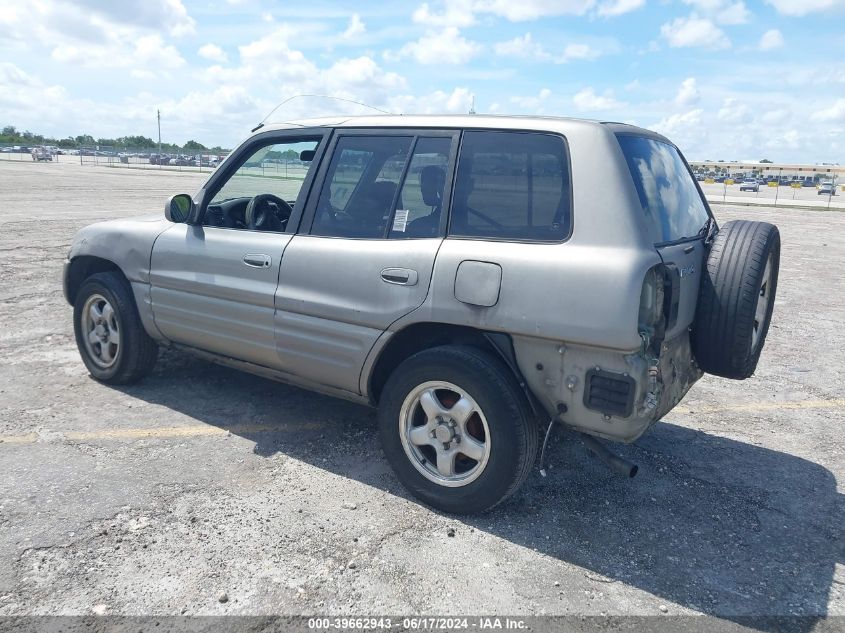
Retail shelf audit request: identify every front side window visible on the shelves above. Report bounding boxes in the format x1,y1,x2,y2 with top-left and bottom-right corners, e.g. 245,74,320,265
449,131,571,241
616,135,710,243
204,137,320,232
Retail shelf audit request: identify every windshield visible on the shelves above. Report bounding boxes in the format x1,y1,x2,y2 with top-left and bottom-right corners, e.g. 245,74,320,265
616,135,710,243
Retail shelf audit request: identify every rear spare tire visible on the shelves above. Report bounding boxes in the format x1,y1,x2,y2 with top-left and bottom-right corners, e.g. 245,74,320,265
692,220,780,379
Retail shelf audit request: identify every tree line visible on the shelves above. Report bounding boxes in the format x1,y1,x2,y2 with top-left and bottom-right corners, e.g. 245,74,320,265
1,126,228,153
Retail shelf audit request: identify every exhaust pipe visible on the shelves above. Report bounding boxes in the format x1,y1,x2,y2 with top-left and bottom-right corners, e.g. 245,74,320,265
580,434,638,478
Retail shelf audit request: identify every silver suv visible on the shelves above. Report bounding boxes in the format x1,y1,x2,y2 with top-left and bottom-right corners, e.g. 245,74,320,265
63,115,780,513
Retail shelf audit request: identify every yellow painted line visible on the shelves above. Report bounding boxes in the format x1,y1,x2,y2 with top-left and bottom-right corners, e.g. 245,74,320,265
1,400,843,447
0,422,324,446
672,398,845,416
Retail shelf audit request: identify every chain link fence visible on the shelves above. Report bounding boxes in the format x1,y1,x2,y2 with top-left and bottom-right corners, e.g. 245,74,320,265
0,143,232,174
689,162,843,210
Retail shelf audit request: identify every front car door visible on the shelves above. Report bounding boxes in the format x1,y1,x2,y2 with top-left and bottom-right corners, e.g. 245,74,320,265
149,128,329,369
274,129,458,393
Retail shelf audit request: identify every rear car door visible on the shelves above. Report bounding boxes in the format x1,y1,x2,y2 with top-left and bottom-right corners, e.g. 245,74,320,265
615,134,711,338
274,129,457,392
149,129,328,369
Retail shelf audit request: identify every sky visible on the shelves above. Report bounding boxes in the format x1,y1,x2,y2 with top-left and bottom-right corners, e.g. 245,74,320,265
1,0,844,162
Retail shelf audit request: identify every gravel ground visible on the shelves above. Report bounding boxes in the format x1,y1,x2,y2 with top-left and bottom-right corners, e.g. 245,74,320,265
0,161,842,624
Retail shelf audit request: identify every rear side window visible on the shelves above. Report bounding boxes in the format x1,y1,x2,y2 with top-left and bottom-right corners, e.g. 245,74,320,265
449,131,571,241
616,135,709,243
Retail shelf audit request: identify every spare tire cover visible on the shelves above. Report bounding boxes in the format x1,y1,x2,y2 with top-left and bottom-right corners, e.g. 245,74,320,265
692,220,780,379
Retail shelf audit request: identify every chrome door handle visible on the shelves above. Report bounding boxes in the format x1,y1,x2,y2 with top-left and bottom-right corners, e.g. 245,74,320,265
381,268,418,286
243,254,271,268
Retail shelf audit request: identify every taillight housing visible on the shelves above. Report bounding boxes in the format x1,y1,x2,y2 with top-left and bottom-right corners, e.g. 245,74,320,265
638,265,666,333
638,264,681,350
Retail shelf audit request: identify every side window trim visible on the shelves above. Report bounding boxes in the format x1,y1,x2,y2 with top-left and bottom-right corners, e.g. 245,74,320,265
193,127,332,233
445,129,573,244
299,128,460,239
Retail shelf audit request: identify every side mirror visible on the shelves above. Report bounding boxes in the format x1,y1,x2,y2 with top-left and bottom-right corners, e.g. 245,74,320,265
165,193,194,223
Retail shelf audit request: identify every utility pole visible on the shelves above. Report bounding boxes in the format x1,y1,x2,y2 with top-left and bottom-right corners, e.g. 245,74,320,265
468,96,476,115
157,109,162,169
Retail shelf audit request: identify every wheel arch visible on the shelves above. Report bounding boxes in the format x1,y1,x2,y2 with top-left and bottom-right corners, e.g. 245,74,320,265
64,256,127,306
365,322,543,416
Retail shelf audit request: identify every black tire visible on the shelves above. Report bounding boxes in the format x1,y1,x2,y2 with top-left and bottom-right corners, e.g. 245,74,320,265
692,220,780,379
378,345,538,514
73,271,158,384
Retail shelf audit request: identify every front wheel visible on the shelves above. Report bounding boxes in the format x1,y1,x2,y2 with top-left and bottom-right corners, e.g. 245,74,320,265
378,346,538,514
73,271,158,384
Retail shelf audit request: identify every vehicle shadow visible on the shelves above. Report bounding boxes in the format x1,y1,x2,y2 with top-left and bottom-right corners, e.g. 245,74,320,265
117,349,842,628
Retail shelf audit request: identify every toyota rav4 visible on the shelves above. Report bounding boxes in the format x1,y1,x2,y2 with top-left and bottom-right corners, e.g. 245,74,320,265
63,115,780,513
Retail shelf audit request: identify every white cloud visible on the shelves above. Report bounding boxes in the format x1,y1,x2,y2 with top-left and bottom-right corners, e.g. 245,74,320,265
412,1,476,27
411,0,596,25
494,33,550,59
561,43,601,61
68,0,196,36
476,0,595,20
510,88,552,110
389,87,475,114
52,34,186,72
811,99,845,123
675,77,700,106
683,0,751,24
596,0,645,17
717,97,751,123
660,16,730,49
758,29,784,51
572,87,625,111
397,27,481,65
652,108,704,136
494,34,603,63
342,14,366,39
764,0,842,16
198,43,228,63
0,0,192,77
761,109,789,125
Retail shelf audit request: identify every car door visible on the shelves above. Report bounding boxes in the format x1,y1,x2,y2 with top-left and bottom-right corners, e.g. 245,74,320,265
274,130,458,393
149,129,329,369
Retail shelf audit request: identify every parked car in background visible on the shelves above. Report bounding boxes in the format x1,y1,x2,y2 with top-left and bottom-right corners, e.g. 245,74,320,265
31,146,53,161
818,182,836,195
739,179,759,192
192,154,220,168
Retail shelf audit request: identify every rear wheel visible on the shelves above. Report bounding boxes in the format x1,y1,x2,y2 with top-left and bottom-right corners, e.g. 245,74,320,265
692,220,780,379
378,346,538,514
73,272,158,384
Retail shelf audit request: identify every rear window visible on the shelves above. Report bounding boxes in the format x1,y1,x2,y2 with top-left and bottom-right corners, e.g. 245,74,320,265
449,131,571,241
616,135,709,243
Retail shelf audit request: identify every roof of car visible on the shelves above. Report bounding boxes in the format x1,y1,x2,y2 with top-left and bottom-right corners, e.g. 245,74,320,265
261,114,660,139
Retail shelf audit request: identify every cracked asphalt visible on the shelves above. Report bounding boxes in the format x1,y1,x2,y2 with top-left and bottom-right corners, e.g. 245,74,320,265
0,161,842,624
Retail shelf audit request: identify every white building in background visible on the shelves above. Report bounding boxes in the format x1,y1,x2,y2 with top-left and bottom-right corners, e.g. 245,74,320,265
689,161,841,184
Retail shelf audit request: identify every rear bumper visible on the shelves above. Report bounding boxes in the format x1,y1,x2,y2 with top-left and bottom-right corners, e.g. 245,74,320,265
514,331,702,443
